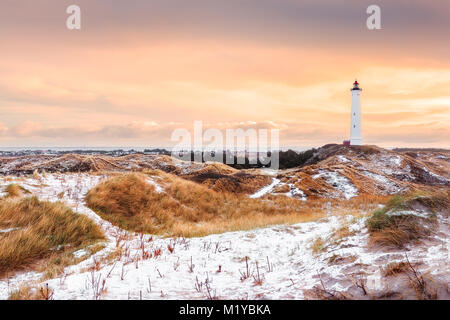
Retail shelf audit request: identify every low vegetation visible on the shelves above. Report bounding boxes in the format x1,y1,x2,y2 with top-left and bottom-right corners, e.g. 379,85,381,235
383,261,408,277
9,283,54,300
4,183,30,198
311,237,326,254
367,191,448,247
0,196,105,276
86,172,326,237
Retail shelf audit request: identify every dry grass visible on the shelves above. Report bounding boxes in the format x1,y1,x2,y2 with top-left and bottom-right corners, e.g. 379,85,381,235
9,285,43,300
8,283,55,300
333,224,354,240
0,196,105,276
383,261,409,277
4,184,30,198
367,191,448,247
86,172,326,237
344,194,389,211
187,170,272,194
311,237,326,254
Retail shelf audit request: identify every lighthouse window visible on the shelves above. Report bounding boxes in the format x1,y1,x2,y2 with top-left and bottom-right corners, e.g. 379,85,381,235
354,125,356,128
353,113,355,115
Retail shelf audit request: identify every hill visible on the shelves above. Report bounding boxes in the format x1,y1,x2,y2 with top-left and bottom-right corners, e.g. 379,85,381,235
250,144,449,200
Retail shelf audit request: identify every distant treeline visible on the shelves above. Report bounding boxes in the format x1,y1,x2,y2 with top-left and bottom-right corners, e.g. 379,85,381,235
175,148,318,170
0,147,319,169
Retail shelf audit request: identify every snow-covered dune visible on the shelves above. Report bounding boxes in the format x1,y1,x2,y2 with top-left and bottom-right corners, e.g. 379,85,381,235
0,172,448,300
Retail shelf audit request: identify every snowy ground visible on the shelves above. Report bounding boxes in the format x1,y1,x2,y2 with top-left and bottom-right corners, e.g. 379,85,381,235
312,170,358,200
249,178,280,199
0,173,448,300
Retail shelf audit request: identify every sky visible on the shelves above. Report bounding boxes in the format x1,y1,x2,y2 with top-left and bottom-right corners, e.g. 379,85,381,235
0,0,449,149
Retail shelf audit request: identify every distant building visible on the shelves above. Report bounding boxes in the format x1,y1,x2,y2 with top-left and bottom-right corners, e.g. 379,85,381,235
350,80,362,145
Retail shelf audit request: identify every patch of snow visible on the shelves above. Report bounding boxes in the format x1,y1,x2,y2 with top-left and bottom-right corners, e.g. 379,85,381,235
249,178,280,198
0,227,20,233
171,158,203,175
391,156,402,166
286,183,307,201
361,171,405,194
387,209,432,219
312,171,358,200
146,178,164,193
337,155,350,163
362,171,389,184
421,166,449,184
72,249,89,259
436,155,450,161
365,153,414,181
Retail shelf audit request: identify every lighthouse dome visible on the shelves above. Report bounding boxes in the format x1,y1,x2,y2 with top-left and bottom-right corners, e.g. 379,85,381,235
351,80,362,91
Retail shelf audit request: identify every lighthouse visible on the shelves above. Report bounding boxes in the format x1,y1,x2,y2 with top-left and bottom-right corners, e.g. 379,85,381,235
350,80,362,146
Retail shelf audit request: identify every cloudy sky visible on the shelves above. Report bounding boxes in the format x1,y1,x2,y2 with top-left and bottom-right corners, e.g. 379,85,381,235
0,0,449,148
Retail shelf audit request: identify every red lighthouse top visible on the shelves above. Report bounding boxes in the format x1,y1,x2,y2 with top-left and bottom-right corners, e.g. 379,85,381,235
351,80,361,91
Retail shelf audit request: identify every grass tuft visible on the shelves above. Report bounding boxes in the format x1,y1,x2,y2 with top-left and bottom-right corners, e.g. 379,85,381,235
0,196,104,276
4,184,30,198
366,191,448,247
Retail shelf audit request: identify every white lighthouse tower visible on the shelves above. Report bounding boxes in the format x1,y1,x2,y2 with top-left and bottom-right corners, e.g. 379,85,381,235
350,80,362,146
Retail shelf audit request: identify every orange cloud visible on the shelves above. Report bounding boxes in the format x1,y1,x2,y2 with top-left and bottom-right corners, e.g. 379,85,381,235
0,2,449,148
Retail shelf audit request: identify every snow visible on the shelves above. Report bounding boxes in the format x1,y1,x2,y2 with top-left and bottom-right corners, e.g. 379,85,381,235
248,178,307,201
386,210,432,219
391,156,402,166
361,171,406,194
0,172,448,300
171,158,204,175
364,153,414,180
421,166,449,184
146,178,164,193
285,183,307,201
249,178,280,198
72,249,89,259
5,215,346,300
0,228,20,233
312,171,358,200
337,155,350,163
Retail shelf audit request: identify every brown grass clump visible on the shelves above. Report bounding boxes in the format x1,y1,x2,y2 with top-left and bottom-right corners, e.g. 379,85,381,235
86,173,182,233
311,237,326,254
8,285,42,300
367,191,448,247
186,169,272,194
333,224,354,240
8,283,55,300
0,196,104,276
4,184,30,198
383,261,409,277
86,172,325,237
